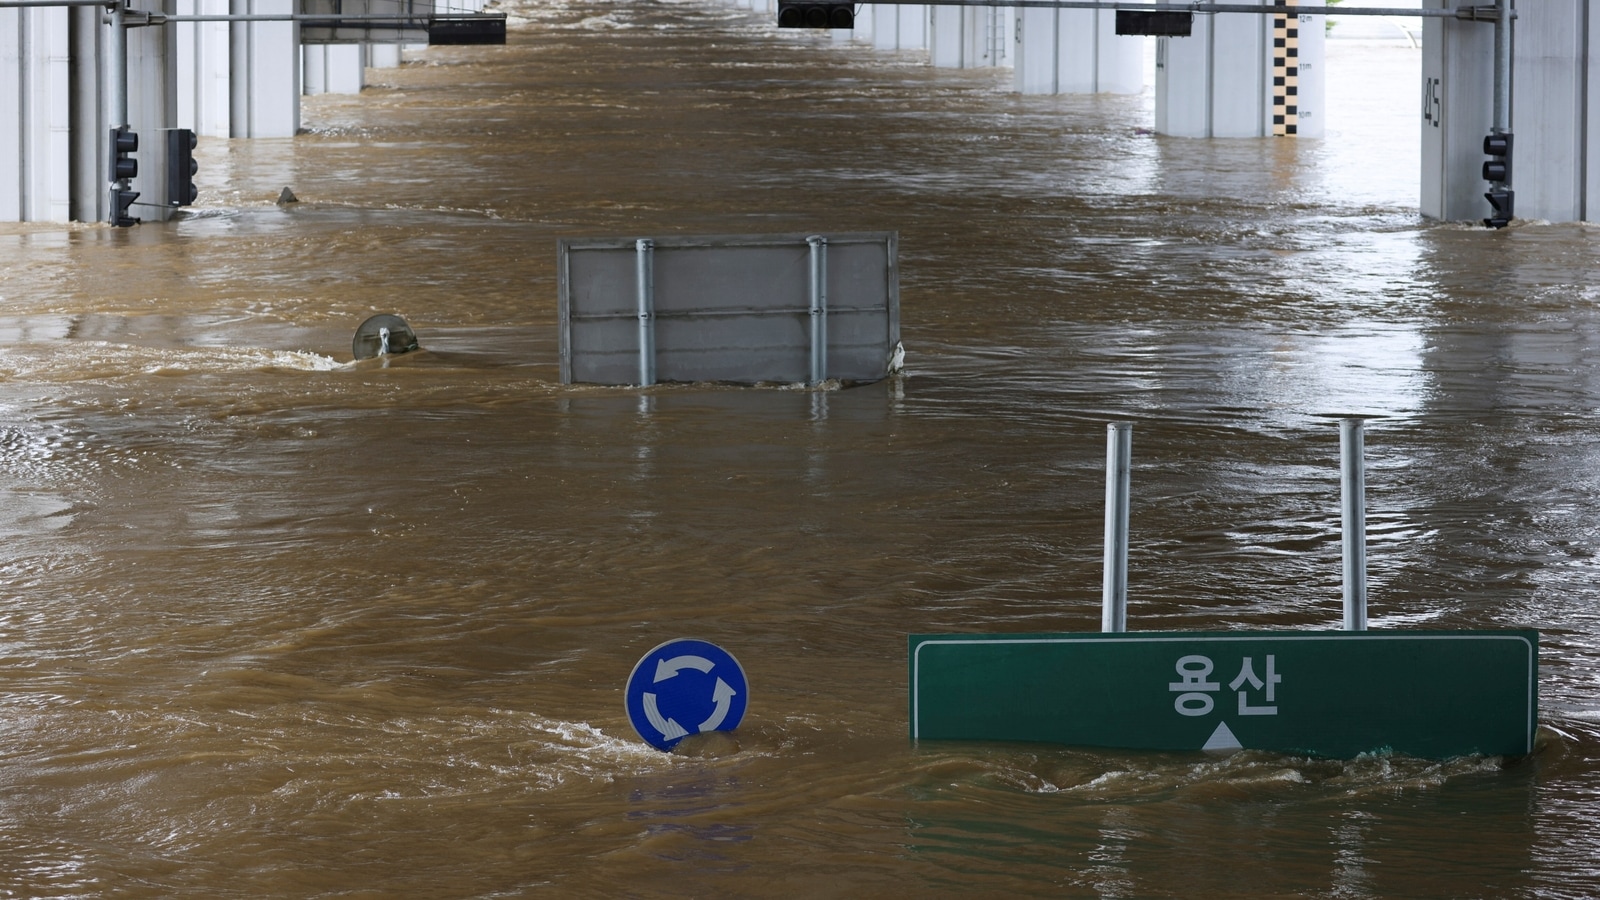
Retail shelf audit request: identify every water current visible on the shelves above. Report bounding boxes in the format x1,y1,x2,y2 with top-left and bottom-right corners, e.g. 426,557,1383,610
3,0,1600,895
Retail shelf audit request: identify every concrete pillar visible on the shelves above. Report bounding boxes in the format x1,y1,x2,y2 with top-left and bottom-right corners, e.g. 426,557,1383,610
929,5,1010,68
1155,2,1324,138
175,0,231,138
2,6,73,222
871,3,927,51
928,5,963,66
1591,0,1600,220
1420,0,1494,220
1014,8,1143,94
366,43,402,69
230,0,299,137
127,0,175,222
1294,8,1325,136
1507,0,1586,222
304,43,364,95
68,4,105,223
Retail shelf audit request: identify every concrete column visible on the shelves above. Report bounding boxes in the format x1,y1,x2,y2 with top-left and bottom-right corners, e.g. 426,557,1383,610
366,43,402,68
1155,3,1323,138
304,43,364,95
1420,0,1494,220
230,0,299,137
929,4,963,66
1015,8,1142,94
871,3,927,51
1508,0,1585,222
929,4,1010,68
126,0,175,221
1590,0,1600,220
1294,8,1325,137
2,6,73,222
68,4,105,223
175,0,231,138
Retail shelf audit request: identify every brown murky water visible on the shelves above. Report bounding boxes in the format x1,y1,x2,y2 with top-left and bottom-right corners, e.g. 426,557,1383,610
4,2,1600,896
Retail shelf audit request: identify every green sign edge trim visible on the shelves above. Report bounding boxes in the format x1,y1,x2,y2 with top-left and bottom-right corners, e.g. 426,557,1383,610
909,630,1538,754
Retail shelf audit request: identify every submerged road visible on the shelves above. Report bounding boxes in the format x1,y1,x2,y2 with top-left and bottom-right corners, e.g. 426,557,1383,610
2,0,1599,895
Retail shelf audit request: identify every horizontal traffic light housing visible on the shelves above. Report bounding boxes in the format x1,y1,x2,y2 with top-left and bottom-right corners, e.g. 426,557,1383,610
778,0,853,29
1115,10,1193,36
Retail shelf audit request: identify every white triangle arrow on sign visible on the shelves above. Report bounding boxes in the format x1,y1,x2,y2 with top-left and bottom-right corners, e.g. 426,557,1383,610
1203,721,1243,753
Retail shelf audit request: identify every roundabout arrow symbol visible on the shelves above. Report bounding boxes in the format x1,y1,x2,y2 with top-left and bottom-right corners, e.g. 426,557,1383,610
655,655,715,682
642,691,688,741
698,677,737,732
626,639,748,751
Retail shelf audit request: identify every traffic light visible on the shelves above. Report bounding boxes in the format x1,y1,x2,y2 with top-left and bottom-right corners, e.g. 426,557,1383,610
108,126,140,227
778,0,853,28
166,128,198,207
110,126,138,182
1482,131,1513,229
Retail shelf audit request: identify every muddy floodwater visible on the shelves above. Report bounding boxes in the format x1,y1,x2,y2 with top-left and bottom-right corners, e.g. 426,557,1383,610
3,1,1600,896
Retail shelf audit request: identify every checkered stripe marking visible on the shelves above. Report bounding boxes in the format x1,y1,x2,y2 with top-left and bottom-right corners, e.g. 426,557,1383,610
1272,1,1299,136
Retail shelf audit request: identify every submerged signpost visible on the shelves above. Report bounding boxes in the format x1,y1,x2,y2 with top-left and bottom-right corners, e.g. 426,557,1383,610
909,420,1541,759
557,232,901,387
910,630,1537,757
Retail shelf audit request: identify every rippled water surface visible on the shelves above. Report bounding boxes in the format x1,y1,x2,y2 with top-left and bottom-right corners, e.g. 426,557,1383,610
4,1,1600,896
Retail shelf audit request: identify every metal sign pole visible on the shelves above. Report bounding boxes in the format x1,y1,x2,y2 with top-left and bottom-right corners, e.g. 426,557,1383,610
807,235,828,386
635,238,655,387
1340,418,1368,631
1102,423,1132,633
1492,0,1511,135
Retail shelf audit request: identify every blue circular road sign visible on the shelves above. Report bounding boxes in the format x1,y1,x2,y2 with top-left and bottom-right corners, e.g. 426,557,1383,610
625,639,749,751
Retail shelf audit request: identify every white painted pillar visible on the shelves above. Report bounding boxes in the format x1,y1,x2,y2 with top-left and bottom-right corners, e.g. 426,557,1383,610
303,44,324,94
1155,20,1224,135
1014,9,1143,94
304,43,364,95
1212,10,1266,136
175,0,231,138
230,0,300,137
871,4,927,51
366,43,402,69
1154,3,1323,138
127,0,175,221
928,4,1010,68
1420,0,1494,220
1507,0,1585,222
928,4,964,66
69,3,106,223
1590,0,1600,221
2,6,73,222
1295,8,1325,137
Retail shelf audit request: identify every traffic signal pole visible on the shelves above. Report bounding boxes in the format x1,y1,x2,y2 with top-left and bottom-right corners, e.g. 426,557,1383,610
1481,0,1514,228
800,0,1496,19
107,0,127,226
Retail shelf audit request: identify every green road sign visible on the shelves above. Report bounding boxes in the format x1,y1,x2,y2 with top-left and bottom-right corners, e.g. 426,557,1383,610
909,630,1538,759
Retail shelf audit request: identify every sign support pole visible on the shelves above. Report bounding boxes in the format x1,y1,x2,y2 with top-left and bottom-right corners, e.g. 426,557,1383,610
635,238,655,387
1102,423,1132,632
807,235,828,386
1340,418,1368,631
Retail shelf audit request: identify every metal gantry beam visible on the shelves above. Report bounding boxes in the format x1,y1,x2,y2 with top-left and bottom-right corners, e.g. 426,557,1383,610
0,0,1511,15
840,0,1505,19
